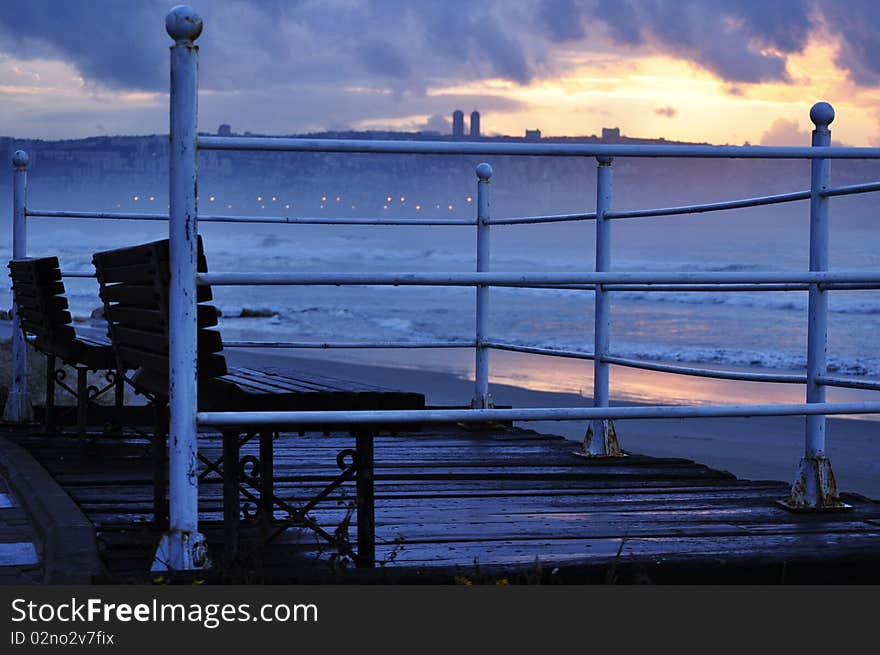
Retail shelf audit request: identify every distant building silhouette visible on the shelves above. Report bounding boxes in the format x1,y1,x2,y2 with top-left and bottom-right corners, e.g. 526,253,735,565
525,129,541,140
218,124,232,137
602,127,621,141
452,110,465,137
470,111,480,137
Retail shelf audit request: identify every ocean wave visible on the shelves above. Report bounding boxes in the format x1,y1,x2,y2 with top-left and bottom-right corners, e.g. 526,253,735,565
491,286,880,316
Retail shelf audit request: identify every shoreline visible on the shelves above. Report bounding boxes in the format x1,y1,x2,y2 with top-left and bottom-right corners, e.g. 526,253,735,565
225,346,880,500
2,320,877,499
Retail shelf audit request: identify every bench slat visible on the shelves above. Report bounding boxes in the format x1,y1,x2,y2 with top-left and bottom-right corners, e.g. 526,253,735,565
9,267,63,284
99,284,160,307
9,256,60,271
120,346,228,382
18,306,72,327
106,304,218,330
94,262,159,285
11,280,66,298
113,325,223,356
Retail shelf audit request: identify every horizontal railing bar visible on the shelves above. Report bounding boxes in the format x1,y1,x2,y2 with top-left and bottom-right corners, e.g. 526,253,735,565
27,210,167,220
820,181,880,198
222,340,475,349
606,190,811,220
487,342,806,384
196,401,880,427
59,271,96,278
816,375,880,391
197,136,880,160
486,341,595,361
486,212,597,225
512,282,880,292
26,209,475,226
198,271,880,287
26,181,880,228
602,355,806,384
201,215,475,226
607,282,880,292
27,183,880,228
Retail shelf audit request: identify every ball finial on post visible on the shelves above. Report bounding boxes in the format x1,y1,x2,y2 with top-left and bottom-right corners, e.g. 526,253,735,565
12,150,28,169
476,162,493,180
810,102,835,130
166,5,203,43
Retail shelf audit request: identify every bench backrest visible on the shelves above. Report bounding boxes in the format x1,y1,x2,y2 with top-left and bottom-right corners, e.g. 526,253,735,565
92,237,227,397
8,257,77,355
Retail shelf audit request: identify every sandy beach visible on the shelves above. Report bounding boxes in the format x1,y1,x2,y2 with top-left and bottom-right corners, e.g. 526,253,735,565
223,346,880,500
1,318,876,500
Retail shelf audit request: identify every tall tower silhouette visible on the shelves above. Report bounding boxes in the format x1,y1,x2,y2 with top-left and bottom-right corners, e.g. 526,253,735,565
470,110,480,137
452,110,465,137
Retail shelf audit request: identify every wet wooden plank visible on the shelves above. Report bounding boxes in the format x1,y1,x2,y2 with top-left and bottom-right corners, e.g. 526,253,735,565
7,425,880,583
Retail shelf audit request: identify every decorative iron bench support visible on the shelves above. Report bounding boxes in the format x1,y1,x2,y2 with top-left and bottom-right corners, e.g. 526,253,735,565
211,429,376,568
41,356,125,440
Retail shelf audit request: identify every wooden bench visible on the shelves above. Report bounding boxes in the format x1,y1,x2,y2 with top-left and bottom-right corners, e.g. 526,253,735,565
92,237,425,567
8,257,124,437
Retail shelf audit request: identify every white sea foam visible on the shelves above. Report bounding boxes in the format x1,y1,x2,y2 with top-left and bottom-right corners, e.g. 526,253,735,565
3,223,877,380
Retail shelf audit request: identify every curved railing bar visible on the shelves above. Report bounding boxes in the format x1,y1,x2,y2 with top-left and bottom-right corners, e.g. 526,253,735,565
602,355,806,384
222,340,475,349
503,282,880,292
26,209,475,226
820,181,880,198
815,375,880,391
26,179,880,227
485,341,594,361
486,212,596,225
606,190,810,220
198,271,880,286
27,210,168,220
58,272,880,291
197,401,880,427
197,135,880,160
487,341,808,384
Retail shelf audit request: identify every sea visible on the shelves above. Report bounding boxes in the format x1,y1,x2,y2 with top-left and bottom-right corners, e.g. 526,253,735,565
1,159,878,413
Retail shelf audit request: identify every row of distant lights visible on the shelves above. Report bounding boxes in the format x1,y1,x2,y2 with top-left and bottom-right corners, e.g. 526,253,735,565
124,194,473,212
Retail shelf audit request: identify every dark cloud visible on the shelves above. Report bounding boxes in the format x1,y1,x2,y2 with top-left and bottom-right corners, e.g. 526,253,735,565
580,0,812,83
0,0,168,90
0,0,849,95
356,41,411,79
654,106,676,118
1,1,880,136
538,0,587,42
821,1,880,86
595,0,642,45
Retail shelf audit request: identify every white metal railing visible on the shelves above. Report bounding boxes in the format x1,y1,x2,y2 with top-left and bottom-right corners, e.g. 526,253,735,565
5,6,880,572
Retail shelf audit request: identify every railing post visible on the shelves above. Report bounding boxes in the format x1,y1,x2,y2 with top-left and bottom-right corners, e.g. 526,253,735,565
577,156,623,457
779,101,847,511
3,150,32,423
153,5,211,572
472,162,493,409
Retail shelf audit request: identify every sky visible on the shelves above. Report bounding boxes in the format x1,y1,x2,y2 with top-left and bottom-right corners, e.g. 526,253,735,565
2,0,880,145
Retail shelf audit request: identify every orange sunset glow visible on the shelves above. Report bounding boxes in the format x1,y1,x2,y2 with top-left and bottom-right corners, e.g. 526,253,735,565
361,33,880,146
3,6,880,145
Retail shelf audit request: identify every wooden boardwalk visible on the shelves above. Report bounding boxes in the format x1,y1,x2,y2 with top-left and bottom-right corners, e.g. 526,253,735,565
6,423,880,584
